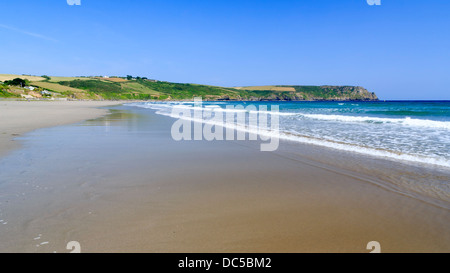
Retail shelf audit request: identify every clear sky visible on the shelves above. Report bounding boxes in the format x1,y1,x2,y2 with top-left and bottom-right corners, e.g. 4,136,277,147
0,0,449,100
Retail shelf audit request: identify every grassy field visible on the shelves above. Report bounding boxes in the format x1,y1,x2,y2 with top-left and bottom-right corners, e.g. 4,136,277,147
30,81,87,93
0,74,45,82
121,82,161,95
101,77,128,83
234,86,296,92
47,76,92,82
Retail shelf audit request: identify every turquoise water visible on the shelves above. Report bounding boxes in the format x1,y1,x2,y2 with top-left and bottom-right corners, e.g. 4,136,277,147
130,101,450,168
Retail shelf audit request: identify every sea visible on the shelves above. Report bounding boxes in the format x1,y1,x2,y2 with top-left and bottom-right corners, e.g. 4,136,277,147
129,100,450,169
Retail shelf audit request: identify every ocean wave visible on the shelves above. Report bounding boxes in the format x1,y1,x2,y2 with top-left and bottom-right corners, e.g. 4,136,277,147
127,102,450,168
130,102,297,116
278,130,450,169
301,114,450,129
172,104,297,116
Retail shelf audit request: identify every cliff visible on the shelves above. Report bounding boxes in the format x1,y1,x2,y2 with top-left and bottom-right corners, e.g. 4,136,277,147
229,85,378,101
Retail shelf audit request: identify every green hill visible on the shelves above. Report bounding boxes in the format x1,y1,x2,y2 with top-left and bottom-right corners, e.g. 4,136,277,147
0,75,378,101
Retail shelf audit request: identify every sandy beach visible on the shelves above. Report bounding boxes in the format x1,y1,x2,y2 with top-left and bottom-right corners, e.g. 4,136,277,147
0,102,449,253
0,101,126,157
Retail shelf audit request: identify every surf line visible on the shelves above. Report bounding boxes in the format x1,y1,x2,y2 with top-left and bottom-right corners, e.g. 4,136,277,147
170,97,280,152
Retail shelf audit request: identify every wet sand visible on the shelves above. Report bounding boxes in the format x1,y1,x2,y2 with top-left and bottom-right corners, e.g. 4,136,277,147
0,104,449,253
0,100,126,157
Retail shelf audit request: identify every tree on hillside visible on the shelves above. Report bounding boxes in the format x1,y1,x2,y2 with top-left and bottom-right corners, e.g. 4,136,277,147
126,75,133,80
5,78,29,87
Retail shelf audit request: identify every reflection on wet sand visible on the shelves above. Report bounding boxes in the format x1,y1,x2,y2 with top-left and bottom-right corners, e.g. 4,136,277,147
0,105,448,253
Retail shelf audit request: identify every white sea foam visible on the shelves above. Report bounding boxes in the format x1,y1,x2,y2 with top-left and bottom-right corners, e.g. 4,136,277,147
277,131,450,168
128,102,450,168
301,114,450,129
184,113,450,168
130,102,296,116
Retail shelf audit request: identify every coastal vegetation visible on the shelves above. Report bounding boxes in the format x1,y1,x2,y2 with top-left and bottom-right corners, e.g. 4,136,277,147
0,74,378,101
3,78,29,87
0,82,16,97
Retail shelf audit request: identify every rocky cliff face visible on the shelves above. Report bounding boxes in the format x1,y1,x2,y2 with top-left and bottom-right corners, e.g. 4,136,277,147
306,86,379,101
217,85,379,101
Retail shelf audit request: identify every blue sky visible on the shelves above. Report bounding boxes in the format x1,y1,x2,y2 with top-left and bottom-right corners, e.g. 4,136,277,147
0,0,449,100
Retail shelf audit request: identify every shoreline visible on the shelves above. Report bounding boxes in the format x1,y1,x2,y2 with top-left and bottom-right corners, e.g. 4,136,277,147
0,103,448,252
0,100,127,158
